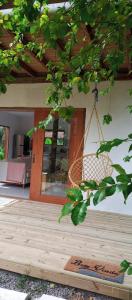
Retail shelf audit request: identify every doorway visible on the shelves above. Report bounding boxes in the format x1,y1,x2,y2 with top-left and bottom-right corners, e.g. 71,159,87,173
0,110,34,199
30,108,85,204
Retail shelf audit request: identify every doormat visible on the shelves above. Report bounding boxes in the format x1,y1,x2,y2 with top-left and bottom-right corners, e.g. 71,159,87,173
64,256,124,284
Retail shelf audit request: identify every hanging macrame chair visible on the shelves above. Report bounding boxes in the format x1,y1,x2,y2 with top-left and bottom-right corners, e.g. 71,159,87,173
68,86,113,187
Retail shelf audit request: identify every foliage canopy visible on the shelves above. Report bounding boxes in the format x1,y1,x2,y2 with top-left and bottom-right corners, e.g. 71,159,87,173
0,0,132,110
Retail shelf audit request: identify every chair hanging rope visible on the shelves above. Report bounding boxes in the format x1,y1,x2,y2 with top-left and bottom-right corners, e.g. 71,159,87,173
68,84,113,187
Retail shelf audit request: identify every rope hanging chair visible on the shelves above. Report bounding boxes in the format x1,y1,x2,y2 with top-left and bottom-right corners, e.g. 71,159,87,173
68,85,113,188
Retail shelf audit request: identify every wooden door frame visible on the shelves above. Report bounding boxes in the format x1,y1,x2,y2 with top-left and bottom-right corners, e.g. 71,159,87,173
30,108,86,205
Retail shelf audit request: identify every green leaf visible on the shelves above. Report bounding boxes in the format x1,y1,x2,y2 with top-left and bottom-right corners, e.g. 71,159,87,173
80,180,98,191
112,164,126,175
122,183,132,203
103,114,112,125
111,138,125,146
129,144,132,152
47,73,52,81
97,139,125,156
0,83,7,94
116,183,126,193
116,174,130,183
78,80,90,94
128,133,132,139
118,183,132,203
129,89,132,96
105,185,116,197
99,181,107,188
71,201,88,225
26,127,36,137
58,106,75,121
120,260,130,272
80,6,90,23
128,173,132,179
71,56,82,69
72,76,81,84
58,202,74,222
93,190,106,206
128,105,132,114
102,176,115,185
127,266,132,275
123,155,132,162
67,188,83,202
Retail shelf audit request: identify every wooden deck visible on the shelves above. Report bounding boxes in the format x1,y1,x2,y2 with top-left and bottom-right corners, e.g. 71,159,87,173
0,200,132,299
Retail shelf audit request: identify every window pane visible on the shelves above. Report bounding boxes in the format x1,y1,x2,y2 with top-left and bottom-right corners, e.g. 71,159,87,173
41,117,70,197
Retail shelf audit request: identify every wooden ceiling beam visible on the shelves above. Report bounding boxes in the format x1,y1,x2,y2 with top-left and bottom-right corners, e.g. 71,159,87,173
19,61,38,77
57,39,65,51
0,73,131,84
22,36,49,68
0,69,19,79
1,72,68,83
0,70,131,84
10,70,19,77
86,25,95,41
18,35,63,67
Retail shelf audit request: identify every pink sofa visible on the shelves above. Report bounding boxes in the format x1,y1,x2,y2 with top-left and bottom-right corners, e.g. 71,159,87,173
0,157,31,186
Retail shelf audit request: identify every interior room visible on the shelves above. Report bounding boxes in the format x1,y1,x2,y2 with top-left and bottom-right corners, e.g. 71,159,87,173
0,110,70,200
0,110,34,199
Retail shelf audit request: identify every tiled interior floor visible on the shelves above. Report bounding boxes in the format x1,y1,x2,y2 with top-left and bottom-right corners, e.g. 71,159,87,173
0,183,29,199
0,182,67,199
42,182,67,197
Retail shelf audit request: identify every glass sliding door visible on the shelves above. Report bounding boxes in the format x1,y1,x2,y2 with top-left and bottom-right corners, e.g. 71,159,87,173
30,108,85,204
41,116,70,198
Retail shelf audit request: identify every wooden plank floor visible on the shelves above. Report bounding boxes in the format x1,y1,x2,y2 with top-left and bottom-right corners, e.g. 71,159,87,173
0,200,132,299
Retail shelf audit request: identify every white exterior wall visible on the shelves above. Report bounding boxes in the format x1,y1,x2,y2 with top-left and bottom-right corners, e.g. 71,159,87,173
0,81,131,215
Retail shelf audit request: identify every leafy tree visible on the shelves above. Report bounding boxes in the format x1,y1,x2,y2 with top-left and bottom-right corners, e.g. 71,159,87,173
0,0,132,274
0,0,132,107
